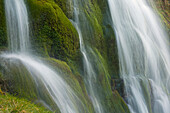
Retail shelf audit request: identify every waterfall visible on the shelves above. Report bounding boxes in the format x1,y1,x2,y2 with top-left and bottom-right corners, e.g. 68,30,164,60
2,0,85,113
5,0,29,52
70,0,103,113
1,53,84,113
108,0,170,113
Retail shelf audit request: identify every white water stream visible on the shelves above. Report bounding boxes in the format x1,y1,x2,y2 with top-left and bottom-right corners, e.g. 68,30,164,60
5,0,29,52
108,0,170,113
1,53,83,113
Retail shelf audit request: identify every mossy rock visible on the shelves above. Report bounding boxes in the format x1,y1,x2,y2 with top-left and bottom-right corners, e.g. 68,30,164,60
0,0,7,48
104,25,119,79
0,59,38,100
84,48,130,113
72,0,119,78
0,56,94,112
77,0,106,55
154,0,170,36
111,90,130,113
54,0,73,19
45,57,94,113
0,0,130,112
26,0,80,60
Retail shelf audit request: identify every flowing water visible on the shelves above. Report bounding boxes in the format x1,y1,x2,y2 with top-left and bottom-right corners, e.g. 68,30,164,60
5,0,29,52
2,0,85,113
70,0,103,113
108,0,170,113
1,53,84,113
3,0,170,112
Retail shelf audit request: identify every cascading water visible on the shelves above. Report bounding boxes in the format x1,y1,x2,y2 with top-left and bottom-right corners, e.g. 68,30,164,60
108,0,170,113
5,0,29,52
70,0,103,113
1,54,85,113
2,0,85,113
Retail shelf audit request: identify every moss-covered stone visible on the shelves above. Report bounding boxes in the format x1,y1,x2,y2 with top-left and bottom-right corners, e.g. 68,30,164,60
0,56,94,113
111,91,130,113
0,0,7,48
26,0,80,61
154,0,170,35
54,0,73,19
85,48,130,113
0,0,130,112
75,0,119,79
45,57,94,113
80,0,106,55
95,0,120,79
0,59,38,100
104,25,119,79
0,70,8,93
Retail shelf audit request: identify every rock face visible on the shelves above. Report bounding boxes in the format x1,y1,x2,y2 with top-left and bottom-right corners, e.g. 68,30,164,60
26,0,80,60
0,0,7,49
2,0,169,112
154,0,170,35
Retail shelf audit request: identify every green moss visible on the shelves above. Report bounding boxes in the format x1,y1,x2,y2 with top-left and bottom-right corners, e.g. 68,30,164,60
0,0,7,48
0,71,2,78
61,0,129,112
0,56,93,112
104,25,119,78
78,0,119,79
93,0,120,78
154,0,170,36
83,0,106,55
0,93,52,113
0,70,8,93
85,48,129,113
111,91,130,113
45,58,94,113
26,0,80,60
0,0,130,112
1,60,38,100
140,79,152,113
53,0,73,19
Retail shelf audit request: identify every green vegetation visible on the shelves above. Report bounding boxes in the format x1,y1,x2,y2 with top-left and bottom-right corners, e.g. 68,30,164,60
0,57,93,112
1,61,38,100
0,93,52,113
0,0,7,48
154,0,170,35
54,0,73,19
111,91,130,113
0,0,134,112
84,0,105,51
26,0,80,61
79,0,119,79
25,0,130,112
87,49,130,113
45,58,94,113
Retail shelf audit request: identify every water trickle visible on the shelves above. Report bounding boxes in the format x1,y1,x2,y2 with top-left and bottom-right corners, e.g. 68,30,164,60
108,0,170,113
70,0,104,113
